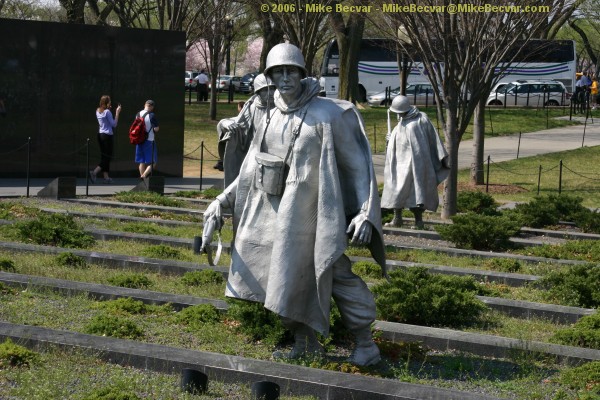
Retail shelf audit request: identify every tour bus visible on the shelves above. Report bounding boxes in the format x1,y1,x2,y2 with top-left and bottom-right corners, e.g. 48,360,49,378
319,38,576,101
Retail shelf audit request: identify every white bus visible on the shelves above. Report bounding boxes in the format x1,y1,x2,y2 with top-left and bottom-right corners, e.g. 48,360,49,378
319,38,576,101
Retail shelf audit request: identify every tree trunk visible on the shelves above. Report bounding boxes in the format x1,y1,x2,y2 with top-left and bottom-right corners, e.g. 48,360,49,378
329,7,364,103
441,104,459,220
569,20,598,67
59,0,86,23
254,10,284,71
471,97,486,185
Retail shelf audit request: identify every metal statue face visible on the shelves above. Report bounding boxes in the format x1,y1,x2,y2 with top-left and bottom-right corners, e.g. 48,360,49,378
257,86,275,105
271,65,303,102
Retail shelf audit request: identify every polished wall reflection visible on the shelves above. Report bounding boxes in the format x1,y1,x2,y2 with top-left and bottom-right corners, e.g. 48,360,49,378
0,19,185,178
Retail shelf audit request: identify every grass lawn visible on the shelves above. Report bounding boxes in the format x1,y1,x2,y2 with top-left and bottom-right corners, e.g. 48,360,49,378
457,145,600,208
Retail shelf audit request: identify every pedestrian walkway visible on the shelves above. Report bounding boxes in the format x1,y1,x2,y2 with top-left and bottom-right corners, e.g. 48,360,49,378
1,118,599,198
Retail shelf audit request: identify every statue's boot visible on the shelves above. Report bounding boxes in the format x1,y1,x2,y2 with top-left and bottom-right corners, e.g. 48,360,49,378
273,323,324,359
410,205,425,230
384,208,403,227
347,327,381,366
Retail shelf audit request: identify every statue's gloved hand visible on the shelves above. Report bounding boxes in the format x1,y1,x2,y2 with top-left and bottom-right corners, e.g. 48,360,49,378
201,200,222,252
346,214,373,245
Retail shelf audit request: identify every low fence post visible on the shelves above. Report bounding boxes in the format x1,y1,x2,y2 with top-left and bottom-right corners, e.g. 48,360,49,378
485,155,490,193
86,138,90,197
558,159,563,195
373,123,377,153
199,141,204,191
537,165,542,195
26,137,31,198
517,132,522,159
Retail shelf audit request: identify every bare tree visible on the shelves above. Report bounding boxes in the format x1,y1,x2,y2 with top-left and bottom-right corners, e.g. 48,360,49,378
58,0,86,23
372,0,573,218
328,0,371,102
265,0,334,76
243,0,284,71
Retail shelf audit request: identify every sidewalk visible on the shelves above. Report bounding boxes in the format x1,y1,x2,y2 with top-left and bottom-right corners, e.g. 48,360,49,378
1,117,599,198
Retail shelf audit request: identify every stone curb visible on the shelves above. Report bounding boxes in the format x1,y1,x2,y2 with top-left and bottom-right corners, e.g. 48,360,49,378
1,238,540,288
77,226,564,287
0,241,229,277
1,271,596,364
63,198,203,216
41,208,197,227
0,322,502,400
384,221,600,242
0,271,228,311
374,321,600,366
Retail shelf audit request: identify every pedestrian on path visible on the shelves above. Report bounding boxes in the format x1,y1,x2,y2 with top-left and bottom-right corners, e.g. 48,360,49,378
134,100,159,180
91,95,121,184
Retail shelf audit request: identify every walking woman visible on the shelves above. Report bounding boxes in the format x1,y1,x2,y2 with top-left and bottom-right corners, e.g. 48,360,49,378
91,95,121,184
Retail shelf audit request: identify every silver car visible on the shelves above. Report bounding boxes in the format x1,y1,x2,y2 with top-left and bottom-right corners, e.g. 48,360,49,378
486,80,570,107
367,83,438,107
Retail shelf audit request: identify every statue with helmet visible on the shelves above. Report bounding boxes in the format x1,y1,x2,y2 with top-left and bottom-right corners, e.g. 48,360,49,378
217,73,276,186
202,43,385,366
381,95,450,228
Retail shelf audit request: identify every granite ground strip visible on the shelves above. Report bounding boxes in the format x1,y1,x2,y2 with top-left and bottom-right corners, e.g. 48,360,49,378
0,322,502,400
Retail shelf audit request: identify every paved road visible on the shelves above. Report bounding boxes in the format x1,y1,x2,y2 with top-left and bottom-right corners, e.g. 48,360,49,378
1,117,599,197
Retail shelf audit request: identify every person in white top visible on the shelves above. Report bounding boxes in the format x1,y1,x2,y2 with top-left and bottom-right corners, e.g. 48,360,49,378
134,100,160,179
195,70,209,101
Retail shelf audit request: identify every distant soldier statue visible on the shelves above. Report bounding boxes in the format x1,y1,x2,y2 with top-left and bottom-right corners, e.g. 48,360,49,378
203,43,385,366
381,95,450,229
217,74,276,186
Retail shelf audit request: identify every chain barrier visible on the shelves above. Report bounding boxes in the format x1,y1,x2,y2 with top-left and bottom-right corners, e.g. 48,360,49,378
183,144,201,158
185,145,219,162
0,141,29,156
487,159,541,176
562,163,600,181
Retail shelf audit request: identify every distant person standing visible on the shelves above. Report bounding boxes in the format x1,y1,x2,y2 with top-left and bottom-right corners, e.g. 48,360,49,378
91,95,121,184
135,100,159,179
591,75,598,110
195,70,209,102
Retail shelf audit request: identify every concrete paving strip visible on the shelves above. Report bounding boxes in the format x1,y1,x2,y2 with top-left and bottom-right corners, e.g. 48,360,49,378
0,271,229,311
63,198,204,216
40,208,198,227
0,322,502,400
0,270,593,327
0,241,229,277
384,221,600,242
0,238,549,288
375,320,600,366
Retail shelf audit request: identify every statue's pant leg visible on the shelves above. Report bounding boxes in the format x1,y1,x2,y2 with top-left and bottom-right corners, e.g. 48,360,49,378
331,254,381,366
331,254,376,332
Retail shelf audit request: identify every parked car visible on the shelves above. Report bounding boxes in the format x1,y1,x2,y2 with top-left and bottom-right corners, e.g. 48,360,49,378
239,72,259,94
367,83,438,107
209,75,232,92
185,70,199,89
486,80,570,107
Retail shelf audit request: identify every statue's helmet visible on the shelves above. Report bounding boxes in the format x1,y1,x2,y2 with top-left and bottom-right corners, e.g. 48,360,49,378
264,43,307,78
389,95,412,114
253,73,275,93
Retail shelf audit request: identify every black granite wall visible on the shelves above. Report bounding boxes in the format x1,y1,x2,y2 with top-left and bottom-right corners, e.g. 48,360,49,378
0,19,185,178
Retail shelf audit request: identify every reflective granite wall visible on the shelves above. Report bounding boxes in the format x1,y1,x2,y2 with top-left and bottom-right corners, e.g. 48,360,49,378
0,19,185,178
